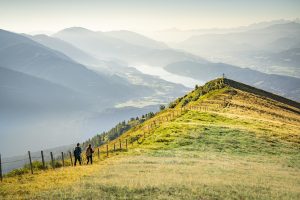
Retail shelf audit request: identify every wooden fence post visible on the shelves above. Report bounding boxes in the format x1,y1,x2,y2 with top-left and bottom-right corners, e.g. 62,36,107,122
97,148,100,160
50,152,54,169
28,151,33,174
106,145,109,157
41,151,45,169
69,151,73,166
114,143,116,152
0,154,2,182
119,139,122,150
61,152,64,167
126,139,128,150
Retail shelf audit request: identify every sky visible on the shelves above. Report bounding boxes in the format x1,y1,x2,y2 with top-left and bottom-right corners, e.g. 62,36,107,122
0,0,300,33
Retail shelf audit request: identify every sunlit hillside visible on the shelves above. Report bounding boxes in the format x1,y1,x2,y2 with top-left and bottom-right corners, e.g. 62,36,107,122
1,78,299,199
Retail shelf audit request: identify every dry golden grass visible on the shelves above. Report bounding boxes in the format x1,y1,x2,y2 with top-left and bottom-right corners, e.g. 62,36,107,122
0,159,108,199
7,152,298,199
227,89,300,123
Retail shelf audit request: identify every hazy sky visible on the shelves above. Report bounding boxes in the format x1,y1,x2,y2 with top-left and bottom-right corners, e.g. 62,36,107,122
0,0,299,33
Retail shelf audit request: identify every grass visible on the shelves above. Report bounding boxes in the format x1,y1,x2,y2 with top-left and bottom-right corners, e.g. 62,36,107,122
30,154,300,200
1,109,299,199
1,80,300,199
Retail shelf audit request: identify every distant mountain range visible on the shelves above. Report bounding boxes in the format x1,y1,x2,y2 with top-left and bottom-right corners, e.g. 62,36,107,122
0,28,188,156
52,24,299,101
0,66,86,114
165,61,300,101
53,27,204,67
176,22,300,78
0,29,150,106
104,30,168,49
144,19,298,43
28,34,105,67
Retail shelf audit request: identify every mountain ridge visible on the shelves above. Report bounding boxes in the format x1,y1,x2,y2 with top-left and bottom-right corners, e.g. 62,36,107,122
165,61,300,101
1,77,300,199
83,77,300,149
223,78,300,109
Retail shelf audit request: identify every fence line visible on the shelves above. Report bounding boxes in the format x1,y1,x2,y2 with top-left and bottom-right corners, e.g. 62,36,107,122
2,96,294,182
0,105,223,182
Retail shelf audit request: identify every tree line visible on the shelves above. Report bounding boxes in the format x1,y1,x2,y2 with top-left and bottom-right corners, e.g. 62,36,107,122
82,111,156,149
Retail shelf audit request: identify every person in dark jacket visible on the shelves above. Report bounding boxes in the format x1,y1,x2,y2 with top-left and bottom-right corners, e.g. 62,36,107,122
86,144,94,165
74,143,82,166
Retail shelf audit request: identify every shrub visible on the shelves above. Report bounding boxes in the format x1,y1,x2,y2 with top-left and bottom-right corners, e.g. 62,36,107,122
168,102,176,108
54,161,63,168
6,168,29,177
32,161,46,170
130,135,140,143
182,99,190,107
192,93,200,101
159,105,166,111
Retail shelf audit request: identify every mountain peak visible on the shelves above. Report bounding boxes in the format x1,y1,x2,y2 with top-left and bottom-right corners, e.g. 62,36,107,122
223,78,300,108
169,78,300,118
56,27,93,34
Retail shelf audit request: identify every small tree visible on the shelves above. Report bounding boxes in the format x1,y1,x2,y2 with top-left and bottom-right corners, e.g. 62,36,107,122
168,102,176,108
148,112,155,118
159,105,165,111
182,98,190,107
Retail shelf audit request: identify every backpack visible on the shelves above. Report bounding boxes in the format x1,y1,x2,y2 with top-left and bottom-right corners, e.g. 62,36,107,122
74,147,81,157
86,147,94,156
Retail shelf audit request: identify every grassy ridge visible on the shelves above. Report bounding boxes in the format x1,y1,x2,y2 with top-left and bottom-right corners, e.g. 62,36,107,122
1,109,299,199
1,78,300,199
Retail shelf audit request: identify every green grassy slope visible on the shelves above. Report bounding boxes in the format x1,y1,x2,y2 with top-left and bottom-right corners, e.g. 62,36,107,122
1,78,300,199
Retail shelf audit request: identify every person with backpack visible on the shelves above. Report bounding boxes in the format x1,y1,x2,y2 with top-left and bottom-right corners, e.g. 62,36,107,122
86,144,94,165
73,143,82,166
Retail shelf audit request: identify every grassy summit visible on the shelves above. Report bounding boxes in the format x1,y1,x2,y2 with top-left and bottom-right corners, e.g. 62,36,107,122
1,78,300,199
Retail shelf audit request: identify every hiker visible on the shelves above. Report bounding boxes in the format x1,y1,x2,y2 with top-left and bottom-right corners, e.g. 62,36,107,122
74,143,82,166
86,144,94,165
